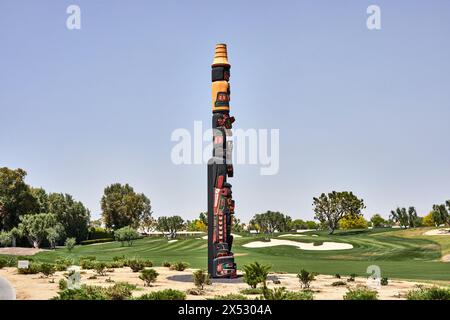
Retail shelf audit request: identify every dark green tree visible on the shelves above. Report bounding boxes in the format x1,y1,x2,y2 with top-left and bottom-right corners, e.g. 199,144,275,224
48,193,90,242
101,183,152,230
156,216,185,238
390,207,418,229
431,204,449,226
249,211,292,234
313,191,365,234
0,168,39,230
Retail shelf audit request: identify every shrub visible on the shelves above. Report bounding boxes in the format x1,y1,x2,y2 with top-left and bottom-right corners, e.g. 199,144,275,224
105,261,124,268
406,287,450,300
0,256,16,268
334,273,341,279
193,269,211,290
240,287,264,295
52,285,106,300
17,262,41,275
65,237,76,252
261,287,313,300
297,269,316,289
381,277,389,286
80,259,97,270
80,238,114,245
209,294,248,300
127,259,146,272
114,226,140,246
136,289,186,300
343,287,378,300
0,258,8,269
332,281,347,287
162,261,171,267
59,279,68,290
243,262,271,289
94,262,107,276
139,268,159,287
55,258,73,271
40,263,56,277
113,255,126,262
105,283,134,300
170,261,189,271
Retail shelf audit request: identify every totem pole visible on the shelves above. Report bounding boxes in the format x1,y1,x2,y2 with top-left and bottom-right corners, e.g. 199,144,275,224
207,44,237,278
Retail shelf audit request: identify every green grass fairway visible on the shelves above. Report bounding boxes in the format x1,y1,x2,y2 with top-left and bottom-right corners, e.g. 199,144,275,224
2,228,450,282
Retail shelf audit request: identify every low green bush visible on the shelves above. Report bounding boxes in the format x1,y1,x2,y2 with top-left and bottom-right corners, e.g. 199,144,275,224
343,287,378,300
113,255,126,262
162,261,171,267
94,262,107,276
170,261,189,271
406,286,450,300
135,289,186,300
242,262,271,289
105,261,124,269
139,268,159,286
80,238,114,245
334,273,341,279
58,279,68,290
193,269,211,290
80,259,97,270
209,294,248,300
40,263,56,277
17,262,41,275
52,282,137,300
240,287,264,295
65,237,76,252
261,287,313,300
55,258,73,271
0,258,8,269
381,277,389,286
297,269,316,289
127,259,146,272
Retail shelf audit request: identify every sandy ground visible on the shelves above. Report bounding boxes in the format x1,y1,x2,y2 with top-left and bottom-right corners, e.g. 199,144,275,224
0,266,432,300
423,228,450,236
243,239,353,251
0,247,48,256
278,234,306,237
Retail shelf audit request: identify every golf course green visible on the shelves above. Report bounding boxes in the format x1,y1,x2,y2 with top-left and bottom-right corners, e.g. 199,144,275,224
5,227,448,282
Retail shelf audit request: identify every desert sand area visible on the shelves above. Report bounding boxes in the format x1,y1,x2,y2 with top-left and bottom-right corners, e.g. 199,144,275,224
423,229,450,236
242,239,354,250
0,266,431,300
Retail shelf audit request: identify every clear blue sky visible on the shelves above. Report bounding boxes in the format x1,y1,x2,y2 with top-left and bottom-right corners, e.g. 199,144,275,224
1,0,450,222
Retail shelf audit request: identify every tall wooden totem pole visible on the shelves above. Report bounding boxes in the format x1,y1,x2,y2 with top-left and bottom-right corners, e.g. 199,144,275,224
207,44,237,278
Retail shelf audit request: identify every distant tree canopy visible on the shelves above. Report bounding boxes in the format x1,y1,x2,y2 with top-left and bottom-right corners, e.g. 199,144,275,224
313,191,365,234
431,204,449,227
47,193,90,242
370,214,388,228
390,207,419,229
101,183,152,230
18,213,63,249
0,168,39,231
186,212,208,232
339,215,368,230
156,215,185,238
249,211,292,234
288,219,319,230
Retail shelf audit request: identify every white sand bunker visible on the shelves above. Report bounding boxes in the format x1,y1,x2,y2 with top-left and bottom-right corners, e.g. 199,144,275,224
168,240,178,243
243,239,353,251
423,228,450,236
278,234,306,237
